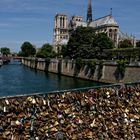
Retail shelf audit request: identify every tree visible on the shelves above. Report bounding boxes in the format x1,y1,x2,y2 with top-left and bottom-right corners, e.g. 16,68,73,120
61,45,68,58
118,39,133,48
0,47,10,56
36,43,53,58
20,42,36,57
66,26,96,59
92,33,114,59
65,27,114,59
136,40,140,47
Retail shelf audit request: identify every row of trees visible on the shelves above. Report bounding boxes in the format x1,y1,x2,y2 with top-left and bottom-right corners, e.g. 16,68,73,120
0,42,55,58
136,40,140,47
18,29,114,59
18,42,56,58
0,47,10,56
3,26,139,60
61,27,140,60
118,39,140,48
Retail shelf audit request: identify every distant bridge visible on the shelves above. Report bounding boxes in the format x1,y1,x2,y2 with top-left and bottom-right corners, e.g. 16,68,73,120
0,56,23,64
12,56,23,61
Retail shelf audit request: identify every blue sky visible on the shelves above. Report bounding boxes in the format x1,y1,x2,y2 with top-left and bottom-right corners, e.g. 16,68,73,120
0,0,140,52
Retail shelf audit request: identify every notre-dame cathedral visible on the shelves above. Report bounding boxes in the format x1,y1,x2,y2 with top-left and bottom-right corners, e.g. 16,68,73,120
53,0,135,53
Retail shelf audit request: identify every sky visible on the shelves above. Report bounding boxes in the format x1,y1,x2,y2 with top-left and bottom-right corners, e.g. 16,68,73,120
0,0,140,52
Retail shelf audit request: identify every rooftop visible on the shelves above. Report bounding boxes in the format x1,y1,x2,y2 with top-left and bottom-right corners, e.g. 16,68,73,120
89,14,118,28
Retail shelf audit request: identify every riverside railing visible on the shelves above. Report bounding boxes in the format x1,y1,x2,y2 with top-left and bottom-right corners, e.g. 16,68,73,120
1,80,140,99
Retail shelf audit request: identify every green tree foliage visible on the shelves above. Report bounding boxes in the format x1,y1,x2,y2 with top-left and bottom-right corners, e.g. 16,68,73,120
36,43,53,58
0,47,10,56
136,40,140,47
118,39,133,48
104,48,140,61
86,59,96,77
93,33,114,59
61,45,68,58
65,27,114,59
67,26,96,59
20,42,36,57
117,59,128,79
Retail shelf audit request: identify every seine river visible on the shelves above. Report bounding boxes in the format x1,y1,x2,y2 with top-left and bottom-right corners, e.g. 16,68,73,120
0,61,103,97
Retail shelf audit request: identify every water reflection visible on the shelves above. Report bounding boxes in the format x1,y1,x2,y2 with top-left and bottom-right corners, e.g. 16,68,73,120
0,63,103,96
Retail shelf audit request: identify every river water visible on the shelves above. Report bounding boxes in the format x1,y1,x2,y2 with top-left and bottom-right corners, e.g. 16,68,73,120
0,61,103,97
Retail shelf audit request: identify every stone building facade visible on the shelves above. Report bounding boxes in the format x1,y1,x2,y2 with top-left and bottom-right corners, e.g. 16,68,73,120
69,14,119,46
53,0,134,52
53,14,69,53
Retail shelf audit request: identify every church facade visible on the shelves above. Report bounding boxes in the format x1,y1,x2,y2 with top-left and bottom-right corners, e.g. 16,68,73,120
53,0,134,53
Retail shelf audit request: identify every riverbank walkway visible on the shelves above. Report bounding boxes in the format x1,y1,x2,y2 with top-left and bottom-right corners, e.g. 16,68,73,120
0,82,139,139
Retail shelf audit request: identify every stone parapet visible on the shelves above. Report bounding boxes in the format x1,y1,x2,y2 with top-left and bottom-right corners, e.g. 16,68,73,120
22,58,140,84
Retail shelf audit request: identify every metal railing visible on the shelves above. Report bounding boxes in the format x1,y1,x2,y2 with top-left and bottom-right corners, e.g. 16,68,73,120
1,80,140,99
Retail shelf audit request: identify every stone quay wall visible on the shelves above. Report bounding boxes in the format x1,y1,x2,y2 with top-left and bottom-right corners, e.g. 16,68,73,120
22,58,140,84
0,83,140,139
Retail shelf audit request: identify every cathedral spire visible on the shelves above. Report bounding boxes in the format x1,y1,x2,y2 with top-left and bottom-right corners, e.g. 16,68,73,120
110,8,112,16
87,0,93,23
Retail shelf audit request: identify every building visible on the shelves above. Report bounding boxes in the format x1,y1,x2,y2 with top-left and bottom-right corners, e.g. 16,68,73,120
69,14,119,46
53,0,135,52
53,14,69,53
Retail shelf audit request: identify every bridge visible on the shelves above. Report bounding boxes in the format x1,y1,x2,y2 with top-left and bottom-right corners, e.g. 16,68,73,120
0,81,139,139
0,56,23,64
11,56,23,61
